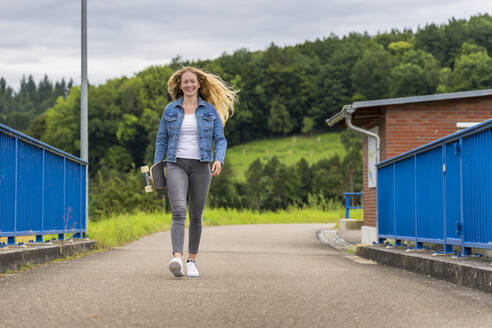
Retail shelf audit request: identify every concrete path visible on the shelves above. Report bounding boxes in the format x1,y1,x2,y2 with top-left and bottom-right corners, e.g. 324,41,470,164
1,224,492,327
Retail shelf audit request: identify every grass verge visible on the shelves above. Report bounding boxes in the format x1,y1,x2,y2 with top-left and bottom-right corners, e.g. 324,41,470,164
202,207,362,226
88,212,173,249
88,207,363,249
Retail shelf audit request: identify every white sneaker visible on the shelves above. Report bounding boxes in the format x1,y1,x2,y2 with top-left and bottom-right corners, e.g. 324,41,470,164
169,257,184,277
186,260,200,277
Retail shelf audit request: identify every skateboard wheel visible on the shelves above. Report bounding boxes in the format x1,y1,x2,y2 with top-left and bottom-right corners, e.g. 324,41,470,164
145,185,153,193
141,166,150,173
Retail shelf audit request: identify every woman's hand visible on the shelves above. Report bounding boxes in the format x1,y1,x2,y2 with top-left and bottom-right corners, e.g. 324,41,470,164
211,161,222,176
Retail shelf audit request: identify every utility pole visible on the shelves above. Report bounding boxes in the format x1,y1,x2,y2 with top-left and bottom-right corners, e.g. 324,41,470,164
81,0,89,235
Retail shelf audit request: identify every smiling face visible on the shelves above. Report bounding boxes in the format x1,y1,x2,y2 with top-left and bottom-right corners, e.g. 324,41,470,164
180,70,200,98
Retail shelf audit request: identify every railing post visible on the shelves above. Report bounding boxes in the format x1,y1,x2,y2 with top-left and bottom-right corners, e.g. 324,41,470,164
393,163,400,246
74,164,83,240
41,149,45,242
457,138,472,257
12,137,18,245
344,193,350,218
414,155,423,250
441,145,452,254
458,138,465,256
63,157,66,241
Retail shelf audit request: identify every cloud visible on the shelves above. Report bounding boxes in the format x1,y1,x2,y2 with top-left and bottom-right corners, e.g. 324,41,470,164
0,0,491,89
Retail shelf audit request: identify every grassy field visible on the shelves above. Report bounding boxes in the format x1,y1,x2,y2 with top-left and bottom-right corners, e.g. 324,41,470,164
226,132,344,181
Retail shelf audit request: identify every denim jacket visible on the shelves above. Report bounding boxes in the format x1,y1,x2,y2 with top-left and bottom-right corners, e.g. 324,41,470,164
154,96,227,165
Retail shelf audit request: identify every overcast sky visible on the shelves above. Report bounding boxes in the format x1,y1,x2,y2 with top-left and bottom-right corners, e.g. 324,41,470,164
1,0,491,89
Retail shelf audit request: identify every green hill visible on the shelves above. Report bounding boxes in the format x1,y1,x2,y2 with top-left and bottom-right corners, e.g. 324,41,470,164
226,132,345,181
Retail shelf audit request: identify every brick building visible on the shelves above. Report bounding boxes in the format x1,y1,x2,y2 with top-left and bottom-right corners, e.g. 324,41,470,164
326,89,492,243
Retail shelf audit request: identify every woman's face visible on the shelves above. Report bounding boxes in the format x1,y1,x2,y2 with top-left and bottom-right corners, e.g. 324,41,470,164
180,71,200,97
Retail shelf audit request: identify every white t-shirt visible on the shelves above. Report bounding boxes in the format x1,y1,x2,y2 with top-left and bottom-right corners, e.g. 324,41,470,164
176,114,201,160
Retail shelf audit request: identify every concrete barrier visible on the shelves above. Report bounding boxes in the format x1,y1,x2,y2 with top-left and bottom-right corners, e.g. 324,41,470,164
0,240,96,274
356,245,492,293
338,218,363,230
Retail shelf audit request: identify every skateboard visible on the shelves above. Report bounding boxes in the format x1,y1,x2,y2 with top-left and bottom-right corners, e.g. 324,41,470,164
141,161,167,192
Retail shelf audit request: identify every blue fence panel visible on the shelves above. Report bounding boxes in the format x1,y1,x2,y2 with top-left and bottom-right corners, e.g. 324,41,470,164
0,123,87,242
394,157,415,240
81,166,87,233
65,159,83,232
415,147,444,242
377,118,492,255
43,152,65,233
445,141,461,244
377,164,394,237
0,133,16,234
462,129,492,248
17,140,44,234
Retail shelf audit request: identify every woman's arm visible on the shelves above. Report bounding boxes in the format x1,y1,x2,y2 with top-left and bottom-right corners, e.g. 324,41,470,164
212,108,227,166
153,108,169,164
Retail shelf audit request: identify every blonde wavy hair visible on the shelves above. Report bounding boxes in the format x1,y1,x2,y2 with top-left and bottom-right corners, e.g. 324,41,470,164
168,66,238,125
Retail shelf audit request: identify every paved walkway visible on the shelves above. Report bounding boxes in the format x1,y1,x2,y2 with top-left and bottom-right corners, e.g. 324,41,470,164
1,224,492,327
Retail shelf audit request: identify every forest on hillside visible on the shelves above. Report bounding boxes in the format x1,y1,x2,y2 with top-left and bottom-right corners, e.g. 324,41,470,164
0,75,73,131
1,14,492,217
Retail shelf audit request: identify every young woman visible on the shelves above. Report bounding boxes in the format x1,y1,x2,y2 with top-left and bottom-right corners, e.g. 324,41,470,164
154,66,238,277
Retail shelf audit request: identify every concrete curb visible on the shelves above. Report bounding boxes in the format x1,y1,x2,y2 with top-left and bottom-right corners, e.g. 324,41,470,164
356,245,492,293
317,228,354,252
0,240,96,274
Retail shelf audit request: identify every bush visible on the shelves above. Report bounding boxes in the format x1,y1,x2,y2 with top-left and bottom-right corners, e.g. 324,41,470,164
208,159,244,208
89,165,166,220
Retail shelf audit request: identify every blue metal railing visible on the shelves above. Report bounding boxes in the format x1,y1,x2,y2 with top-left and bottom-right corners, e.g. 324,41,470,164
0,123,87,245
344,192,363,218
377,118,492,256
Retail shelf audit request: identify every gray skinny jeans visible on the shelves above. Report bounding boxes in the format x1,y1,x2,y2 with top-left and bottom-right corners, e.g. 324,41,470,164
166,158,211,255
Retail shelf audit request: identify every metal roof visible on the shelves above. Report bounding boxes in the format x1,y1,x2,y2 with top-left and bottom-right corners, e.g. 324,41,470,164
325,89,492,127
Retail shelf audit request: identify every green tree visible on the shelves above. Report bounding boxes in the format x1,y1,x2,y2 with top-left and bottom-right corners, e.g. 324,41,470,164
245,158,264,210
389,63,430,97
374,28,413,48
401,50,441,89
268,97,293,135
415,23,448,65
467,14,492,56
256,156,300,210
442,17,469,67
301,117,315,135
439,45,492,92
295,157,313,204
98,145,134,173
387,40,414,56
41,87,81,155
453,50,492,90
351,44,394,100
208,159,242,208
311,155,344,202
339,129,362,192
